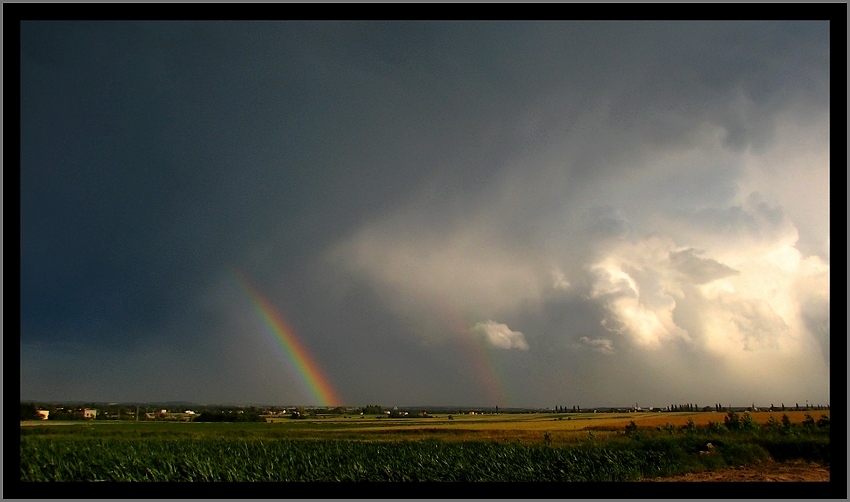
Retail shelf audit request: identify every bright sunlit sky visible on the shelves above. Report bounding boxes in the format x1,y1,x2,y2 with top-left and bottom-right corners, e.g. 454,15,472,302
20,19,832,408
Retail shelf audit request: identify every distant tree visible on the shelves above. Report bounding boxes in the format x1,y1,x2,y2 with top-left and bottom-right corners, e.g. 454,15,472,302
235,411,265,423
196,411,225,422
781,403,785,412
49,409,78,420
20,402,38,421
362,405,383,415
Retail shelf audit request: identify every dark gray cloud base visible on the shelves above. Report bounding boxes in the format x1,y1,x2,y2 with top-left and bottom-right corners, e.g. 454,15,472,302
21,21,830,407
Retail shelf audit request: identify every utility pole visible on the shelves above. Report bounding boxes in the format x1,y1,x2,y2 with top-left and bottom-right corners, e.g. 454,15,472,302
136,406,139,421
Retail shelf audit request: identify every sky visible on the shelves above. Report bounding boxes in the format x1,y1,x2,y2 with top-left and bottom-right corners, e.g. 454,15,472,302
20,21,831,409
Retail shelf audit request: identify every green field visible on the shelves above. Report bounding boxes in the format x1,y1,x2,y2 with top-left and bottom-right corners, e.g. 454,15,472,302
20,411,830,482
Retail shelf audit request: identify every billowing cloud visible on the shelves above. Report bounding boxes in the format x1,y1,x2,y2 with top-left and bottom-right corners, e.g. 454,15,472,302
578,336,614,355
471,321,529,350
668,248,740,285
21,21,830,407
588,241,692,349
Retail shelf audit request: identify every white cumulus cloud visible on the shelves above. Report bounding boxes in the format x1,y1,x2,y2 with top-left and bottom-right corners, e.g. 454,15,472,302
471,320,529,350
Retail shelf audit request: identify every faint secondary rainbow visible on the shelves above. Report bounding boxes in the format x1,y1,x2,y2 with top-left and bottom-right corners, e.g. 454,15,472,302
230,269,342,407
438,301,511,407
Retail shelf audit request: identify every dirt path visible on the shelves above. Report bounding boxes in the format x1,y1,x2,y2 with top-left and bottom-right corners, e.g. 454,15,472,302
644,460,829,482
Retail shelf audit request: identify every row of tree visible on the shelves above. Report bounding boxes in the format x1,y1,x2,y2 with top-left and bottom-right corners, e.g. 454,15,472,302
193,410,265,422
362,404,383,415
554,406,584,412
549,402,830,414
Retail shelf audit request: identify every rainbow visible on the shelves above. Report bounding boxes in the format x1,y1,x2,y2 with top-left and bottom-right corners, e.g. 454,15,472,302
230,269,342,407
439,302,511,407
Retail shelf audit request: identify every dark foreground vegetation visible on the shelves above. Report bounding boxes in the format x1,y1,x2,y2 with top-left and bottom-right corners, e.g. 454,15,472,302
20,412,828,482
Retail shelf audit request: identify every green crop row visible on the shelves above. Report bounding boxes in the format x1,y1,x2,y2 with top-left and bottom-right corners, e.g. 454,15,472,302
20,429,828,483
21,437,683,482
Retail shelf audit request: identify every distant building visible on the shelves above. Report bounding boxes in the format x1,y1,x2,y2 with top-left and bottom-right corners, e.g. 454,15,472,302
36,410,49,420
83,409,97,419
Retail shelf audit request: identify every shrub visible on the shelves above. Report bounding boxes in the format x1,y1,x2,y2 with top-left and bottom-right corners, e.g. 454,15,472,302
757,434,830,464
763,415,780,431
740,413,759,432
707,421,727,434
724,411,741,430
717,441,770,466
802,414,815,430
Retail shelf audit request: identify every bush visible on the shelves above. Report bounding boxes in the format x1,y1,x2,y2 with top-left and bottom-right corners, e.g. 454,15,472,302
802,414,815,430
717,441,770,466
763,415,780,431
756,435,830,464
20,402,39,421
740,413,759,432
707,421,727,434
724,411,741,430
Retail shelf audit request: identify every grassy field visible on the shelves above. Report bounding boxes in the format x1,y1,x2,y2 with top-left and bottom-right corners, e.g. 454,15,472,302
19,410,830,483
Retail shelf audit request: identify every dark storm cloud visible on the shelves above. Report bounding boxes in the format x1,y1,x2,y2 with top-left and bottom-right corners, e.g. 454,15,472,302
21,21,830,406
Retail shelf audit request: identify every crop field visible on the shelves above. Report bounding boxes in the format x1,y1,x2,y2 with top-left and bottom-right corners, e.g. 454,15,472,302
20,411,830,484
